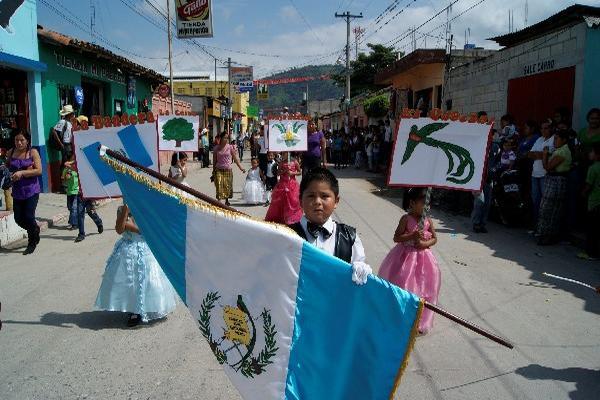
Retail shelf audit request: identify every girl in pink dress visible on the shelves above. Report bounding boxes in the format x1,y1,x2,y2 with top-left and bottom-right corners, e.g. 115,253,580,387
264,152,303,224
378,188,440,334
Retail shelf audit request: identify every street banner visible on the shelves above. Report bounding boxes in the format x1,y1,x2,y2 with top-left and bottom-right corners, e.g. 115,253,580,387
158,115,200,152
388,114,493,191
103,155,423,400
175,0,214,38
73,119,158,199
267,120,308,152
246,105,259,118
231,66,254,93
257,84,269,100
253,75,330,86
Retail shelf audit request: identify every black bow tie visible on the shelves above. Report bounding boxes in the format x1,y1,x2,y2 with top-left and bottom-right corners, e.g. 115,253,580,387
307,221,331,239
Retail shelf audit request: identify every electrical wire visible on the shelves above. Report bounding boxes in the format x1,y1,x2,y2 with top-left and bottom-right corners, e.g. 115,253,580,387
287,0,326,47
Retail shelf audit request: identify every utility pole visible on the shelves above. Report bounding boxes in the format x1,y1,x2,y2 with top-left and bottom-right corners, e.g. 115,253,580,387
335,11,362,133
166,0,175,114
89,0,96,44
442,34,453,110
227,57,232,133
353,26,365,60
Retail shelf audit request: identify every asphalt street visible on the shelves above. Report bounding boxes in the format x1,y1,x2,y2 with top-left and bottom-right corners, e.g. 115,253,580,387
1,155,599,400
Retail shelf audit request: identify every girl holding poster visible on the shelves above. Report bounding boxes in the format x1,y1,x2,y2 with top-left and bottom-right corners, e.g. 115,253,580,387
378,188,440,334
265,152,302,224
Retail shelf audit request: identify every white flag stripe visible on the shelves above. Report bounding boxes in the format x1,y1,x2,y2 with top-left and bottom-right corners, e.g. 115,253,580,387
185,209,303,400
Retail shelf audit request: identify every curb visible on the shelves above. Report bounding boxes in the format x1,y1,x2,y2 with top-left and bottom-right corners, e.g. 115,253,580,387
0,198,115,248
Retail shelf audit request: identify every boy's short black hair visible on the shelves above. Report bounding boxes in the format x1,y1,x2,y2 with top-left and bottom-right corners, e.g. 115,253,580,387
300,167,339,199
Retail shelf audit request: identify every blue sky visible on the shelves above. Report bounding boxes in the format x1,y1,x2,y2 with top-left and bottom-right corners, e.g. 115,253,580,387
37,0,600,78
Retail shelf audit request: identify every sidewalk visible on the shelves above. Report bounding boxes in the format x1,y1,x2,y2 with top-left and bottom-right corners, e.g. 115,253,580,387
0,159,207,248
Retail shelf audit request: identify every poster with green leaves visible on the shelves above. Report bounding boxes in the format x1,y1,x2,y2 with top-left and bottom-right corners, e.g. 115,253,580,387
388,118,493,191
158,115,200,152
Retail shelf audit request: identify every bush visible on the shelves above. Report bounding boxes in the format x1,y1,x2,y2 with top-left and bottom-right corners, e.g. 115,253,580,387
363,94,390,118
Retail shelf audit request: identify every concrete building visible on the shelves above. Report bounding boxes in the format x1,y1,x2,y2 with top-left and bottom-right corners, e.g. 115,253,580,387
445,4,600,130
375,48,495,115
0,0,46,190
172,76,249,136
37,27,164,192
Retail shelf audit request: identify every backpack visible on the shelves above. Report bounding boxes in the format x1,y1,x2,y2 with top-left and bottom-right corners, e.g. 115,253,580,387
49,121,68,150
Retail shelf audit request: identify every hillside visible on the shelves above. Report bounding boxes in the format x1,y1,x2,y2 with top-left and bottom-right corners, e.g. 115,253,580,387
250,65,344,112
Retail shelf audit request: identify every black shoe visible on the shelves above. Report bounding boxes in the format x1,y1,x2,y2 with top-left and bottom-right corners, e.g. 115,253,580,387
127,313,142,327
473,225,482,233
97,225,103,234
75,234,85,243
22,244,36,255
479,226,488,233
225,199,231,206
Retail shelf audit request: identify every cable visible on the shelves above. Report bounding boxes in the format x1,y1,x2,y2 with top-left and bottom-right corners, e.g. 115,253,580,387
385,0,463,48
287,0,325,47
360,0,417,44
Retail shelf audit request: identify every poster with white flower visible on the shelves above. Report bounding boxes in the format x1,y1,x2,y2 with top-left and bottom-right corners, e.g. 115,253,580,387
267,120,308,152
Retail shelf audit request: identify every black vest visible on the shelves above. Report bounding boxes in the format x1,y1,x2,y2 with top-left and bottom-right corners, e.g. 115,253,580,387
288,221,356,263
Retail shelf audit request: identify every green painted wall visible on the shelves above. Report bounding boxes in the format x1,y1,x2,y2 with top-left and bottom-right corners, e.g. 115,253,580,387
39,42,155,164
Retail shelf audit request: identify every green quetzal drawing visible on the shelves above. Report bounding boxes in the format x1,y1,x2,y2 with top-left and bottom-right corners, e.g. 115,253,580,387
401,123,475,184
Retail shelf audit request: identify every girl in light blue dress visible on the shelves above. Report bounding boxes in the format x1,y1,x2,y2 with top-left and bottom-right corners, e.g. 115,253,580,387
95,204,177,327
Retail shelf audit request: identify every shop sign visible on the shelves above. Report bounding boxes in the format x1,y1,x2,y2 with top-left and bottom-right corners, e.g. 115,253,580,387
257,84,269,100
523,59,556,76
74,86,84,106
127,76,137,109
53,51,125,84
231,66,253,93
157,84,170,99
175,0,214,38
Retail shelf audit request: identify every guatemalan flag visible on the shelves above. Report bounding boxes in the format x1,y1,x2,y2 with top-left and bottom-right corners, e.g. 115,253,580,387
104,154,423,400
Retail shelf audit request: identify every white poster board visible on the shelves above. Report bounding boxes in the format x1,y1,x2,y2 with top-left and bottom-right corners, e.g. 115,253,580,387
175,0,214,38
73,123,159,199
267,120,308,152
388,118,492,191
158,115,199,152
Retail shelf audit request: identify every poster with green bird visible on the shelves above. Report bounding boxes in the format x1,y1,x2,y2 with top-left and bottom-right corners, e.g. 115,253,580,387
158,115,200,152
388,118,493,191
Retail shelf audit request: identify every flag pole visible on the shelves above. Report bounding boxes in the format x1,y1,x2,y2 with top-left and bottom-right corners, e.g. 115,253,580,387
103,148,513,349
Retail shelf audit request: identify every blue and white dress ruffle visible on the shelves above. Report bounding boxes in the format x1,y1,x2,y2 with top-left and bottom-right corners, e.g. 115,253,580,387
95,230,177,322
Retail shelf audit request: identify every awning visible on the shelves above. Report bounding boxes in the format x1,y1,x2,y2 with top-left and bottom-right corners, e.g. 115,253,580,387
0,51,47,72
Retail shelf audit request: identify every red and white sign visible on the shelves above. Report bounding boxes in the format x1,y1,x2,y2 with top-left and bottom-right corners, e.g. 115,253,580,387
175,0,213,38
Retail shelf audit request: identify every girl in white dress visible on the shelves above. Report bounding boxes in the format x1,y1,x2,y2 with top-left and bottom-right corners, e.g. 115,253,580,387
243,158,265,205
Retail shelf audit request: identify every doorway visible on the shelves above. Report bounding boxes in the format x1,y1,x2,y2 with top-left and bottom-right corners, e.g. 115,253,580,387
507,67,575,128
81,79,105,117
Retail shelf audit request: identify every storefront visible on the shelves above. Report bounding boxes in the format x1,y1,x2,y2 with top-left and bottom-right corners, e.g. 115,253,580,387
445,4,600,130
0,0,46,194
37,27,164,191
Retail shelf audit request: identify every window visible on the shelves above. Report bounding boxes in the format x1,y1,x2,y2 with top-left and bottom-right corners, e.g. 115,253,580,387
58,84,76,110
193,87,201,95
206,87,213,97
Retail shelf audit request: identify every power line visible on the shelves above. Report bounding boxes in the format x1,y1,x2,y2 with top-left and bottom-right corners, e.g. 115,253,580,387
386,0,462,48
287,0,326,47
360,0,417,44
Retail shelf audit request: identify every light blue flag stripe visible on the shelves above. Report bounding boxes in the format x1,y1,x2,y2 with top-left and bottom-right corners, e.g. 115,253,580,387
115,170,187,302
285,242,422,400
83,141,116,185
118,125,153,168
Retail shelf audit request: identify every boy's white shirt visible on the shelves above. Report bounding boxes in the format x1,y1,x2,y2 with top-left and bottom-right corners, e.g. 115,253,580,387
299,216,370,284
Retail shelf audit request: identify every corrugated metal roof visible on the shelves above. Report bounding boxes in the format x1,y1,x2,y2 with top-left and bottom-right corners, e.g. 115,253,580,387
489,4,600,48
584,15,600,28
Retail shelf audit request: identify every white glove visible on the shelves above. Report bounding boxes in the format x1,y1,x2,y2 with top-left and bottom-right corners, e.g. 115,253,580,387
351,261,372,285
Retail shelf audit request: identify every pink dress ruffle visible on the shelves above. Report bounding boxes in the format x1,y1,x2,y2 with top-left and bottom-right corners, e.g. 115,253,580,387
378,215,440,333
264,161,303,225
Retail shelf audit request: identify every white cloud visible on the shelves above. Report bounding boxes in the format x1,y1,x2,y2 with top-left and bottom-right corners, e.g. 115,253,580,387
125,0,600,79
234,24,245,36
279,5,300,20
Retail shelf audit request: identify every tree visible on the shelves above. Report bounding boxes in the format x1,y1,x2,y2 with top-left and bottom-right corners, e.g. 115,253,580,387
332,44,400,97
162,117,194,147
363,94,390,118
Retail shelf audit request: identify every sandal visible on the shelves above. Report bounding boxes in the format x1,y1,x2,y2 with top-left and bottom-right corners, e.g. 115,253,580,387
126,313,142,327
